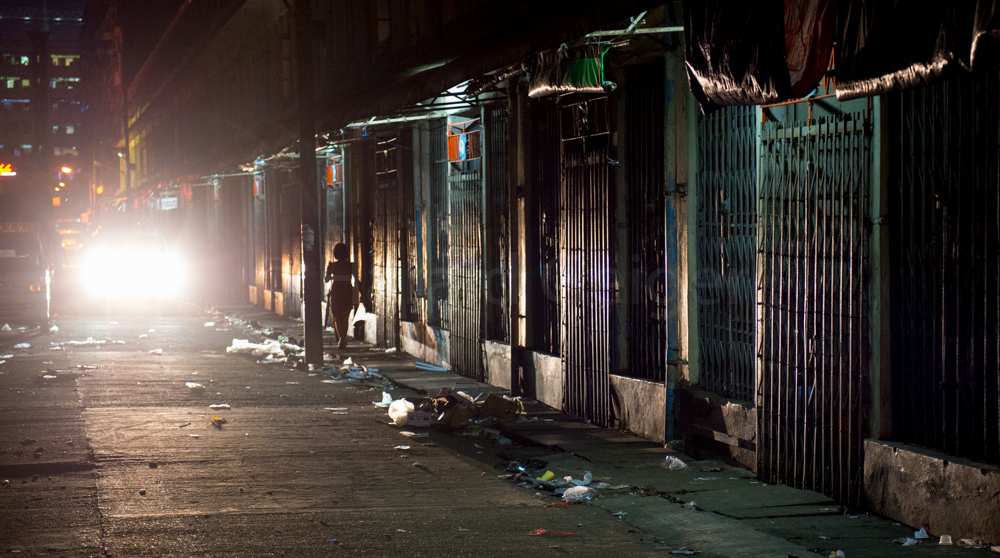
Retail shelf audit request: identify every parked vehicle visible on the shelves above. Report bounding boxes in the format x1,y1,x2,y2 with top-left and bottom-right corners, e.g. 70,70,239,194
0,226,51,328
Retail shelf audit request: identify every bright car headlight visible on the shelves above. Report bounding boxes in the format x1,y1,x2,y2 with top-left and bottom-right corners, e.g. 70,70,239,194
81,244,187,300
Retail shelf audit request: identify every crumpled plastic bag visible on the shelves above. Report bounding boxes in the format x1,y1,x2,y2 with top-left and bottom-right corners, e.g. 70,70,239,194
388,399,415,426
663,455,689,470
561,485,597,503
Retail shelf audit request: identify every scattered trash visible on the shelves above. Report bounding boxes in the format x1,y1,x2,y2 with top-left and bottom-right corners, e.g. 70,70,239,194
399,431,428,438
325,407,349,413
211,417,227,427
76,364,98,370
49,324,59,333
668,550,700,555
561,486,596,503
819,535,830,540
209,404,231,410
683,501,697,510
14,342,29,349
373,391,393,408
393,445,410,450
204,322,215,327
663,455,688,470
1,324,9,331
829,551,846,558
388,399,416,426
957,539,988,549
385,347,397,354
612,511,627,517
527,529,578,536
700,467,723,472
179,423,191,428
189,434,201,438
914,527,930,539
893,537,918,546
139,488,146,496
149,348,163,354
536,471,555,482
939,535,953,545
415,361,448,372
569,471,593,486
186,382,205,390
412,462,423,467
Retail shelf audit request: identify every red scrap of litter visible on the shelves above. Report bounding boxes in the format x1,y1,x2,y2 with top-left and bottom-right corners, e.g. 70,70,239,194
548,502,573,507
527,529,579,536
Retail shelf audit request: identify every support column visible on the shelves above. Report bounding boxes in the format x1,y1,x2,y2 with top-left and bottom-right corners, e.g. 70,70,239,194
295,0,323,367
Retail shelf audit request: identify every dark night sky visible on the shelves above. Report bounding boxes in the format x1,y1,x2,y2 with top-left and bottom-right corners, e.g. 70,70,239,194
116,0,187,87
0,0,187,88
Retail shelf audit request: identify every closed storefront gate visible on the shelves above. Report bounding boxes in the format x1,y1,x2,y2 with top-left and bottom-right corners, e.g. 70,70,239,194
757,112,872,506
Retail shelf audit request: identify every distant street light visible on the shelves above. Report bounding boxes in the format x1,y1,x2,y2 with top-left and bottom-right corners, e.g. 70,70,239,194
61,166,73,174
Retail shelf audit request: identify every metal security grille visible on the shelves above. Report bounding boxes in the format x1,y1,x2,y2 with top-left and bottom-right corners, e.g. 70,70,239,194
561,96,614,426
533,98,562,355
757,113,871,506
448,160,484,380
622,61,666,382
429,119,449,328
399,135,418,323
372,137,401,348
696,106,758,401
889,72,1000,464
484,104,511,343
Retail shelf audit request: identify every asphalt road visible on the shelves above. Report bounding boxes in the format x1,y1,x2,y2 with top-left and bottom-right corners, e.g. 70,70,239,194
0,307,665,557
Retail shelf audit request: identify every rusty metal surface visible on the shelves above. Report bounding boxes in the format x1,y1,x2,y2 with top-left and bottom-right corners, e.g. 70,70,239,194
560,96,613,427
889,71,1000,465
696,106,757,401
484,105,511,344
757,112,872,506
447,160,484,380
622,61,667,383
532,98,562,356
371,136,402,349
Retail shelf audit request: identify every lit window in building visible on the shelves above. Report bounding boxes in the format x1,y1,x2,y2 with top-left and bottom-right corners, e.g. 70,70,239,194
19,56,28,66
65,125,74,134
21,79,29,87
52,125,59,133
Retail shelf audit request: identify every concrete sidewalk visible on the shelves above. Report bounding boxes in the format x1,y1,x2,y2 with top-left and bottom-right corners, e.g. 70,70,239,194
216,304,997,557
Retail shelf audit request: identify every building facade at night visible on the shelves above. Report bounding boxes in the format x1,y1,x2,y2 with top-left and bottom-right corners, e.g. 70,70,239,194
91,0,1000,544
0,2,88,221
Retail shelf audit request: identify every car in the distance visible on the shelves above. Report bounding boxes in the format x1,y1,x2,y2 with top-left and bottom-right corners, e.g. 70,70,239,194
0,227,51,328
79,225,188,314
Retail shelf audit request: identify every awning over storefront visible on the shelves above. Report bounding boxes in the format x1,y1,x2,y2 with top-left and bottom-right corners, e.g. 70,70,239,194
684,0,1000,112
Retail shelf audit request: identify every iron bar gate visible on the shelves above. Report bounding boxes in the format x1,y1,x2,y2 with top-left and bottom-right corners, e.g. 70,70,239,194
758,112,871,506
623,61,667,381
447,146,484,380
889,72,1000,464
484,104,511,343
371,136,402,348
533,98,562,355
696,106,758,401
561,96,614,426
